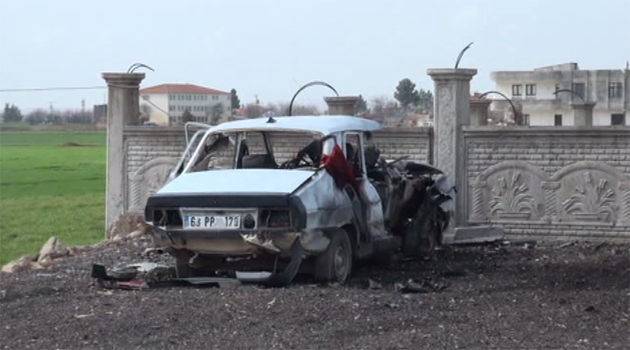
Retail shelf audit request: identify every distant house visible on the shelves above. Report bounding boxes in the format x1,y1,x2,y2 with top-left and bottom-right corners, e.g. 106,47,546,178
139,83,231,126
490,63,629,126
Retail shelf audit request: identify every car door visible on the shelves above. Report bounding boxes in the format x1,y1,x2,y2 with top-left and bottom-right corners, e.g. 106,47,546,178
343,132,388,241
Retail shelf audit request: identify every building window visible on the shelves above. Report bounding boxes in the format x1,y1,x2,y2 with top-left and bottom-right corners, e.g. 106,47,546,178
611,113,625,126
522,114,530,125
572,83,585,100
554,114,563,126
525,84,536,96
169,105,174,111
609,82,623,98
512,85,522,96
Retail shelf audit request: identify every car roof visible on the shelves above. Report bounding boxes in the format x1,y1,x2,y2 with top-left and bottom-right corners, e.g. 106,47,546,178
209,115,382,135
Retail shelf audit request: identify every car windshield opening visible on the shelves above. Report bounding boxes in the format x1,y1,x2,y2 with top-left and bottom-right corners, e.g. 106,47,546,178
186,130,332,172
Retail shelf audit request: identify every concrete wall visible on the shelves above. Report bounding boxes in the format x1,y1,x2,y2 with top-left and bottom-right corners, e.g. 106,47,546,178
464,127,630,240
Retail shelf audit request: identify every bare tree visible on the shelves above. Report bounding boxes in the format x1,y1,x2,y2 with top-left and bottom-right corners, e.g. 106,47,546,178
182,108,194,123
210,103,223,125
24,109,47,125
140,104,152,123
243,103,265,118
367,96,399,123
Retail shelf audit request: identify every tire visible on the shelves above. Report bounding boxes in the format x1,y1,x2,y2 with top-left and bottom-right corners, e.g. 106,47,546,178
405,206,438,260
315,229,353,283
417,222,437,260
175,258,199,278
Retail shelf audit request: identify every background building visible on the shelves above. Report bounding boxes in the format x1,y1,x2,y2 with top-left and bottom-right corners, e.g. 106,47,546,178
490,63,629,126
139,84,231,125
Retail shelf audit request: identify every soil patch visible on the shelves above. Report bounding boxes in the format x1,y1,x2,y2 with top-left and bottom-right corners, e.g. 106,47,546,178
1,239,628,349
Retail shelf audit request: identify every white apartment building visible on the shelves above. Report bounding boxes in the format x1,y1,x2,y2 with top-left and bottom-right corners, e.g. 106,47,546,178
490,63,629,126
139,84,231,125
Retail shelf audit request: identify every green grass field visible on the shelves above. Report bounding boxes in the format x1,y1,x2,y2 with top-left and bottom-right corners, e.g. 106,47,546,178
0,131,107,264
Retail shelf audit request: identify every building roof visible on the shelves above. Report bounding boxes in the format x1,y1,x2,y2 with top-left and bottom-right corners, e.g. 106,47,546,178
209,116,382,135
140,83,229,95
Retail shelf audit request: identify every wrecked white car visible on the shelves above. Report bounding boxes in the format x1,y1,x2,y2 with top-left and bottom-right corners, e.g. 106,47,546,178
144,116,454,285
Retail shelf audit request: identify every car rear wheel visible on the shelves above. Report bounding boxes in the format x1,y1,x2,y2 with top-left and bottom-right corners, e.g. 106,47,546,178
175,259,201,278
314,229,353,284
417,222,438,259
405,208,438,260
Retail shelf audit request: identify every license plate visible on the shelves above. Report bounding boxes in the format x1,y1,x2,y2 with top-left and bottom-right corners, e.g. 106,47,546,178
183,214,241,230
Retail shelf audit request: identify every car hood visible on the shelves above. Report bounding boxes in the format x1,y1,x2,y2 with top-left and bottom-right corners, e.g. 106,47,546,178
155,169,315,196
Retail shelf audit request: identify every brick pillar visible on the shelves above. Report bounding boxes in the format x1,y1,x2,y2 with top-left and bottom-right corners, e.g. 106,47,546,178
102,72,145,235
469,99,491,126
325,96,360,116
571,101,596,126
427,68,477,227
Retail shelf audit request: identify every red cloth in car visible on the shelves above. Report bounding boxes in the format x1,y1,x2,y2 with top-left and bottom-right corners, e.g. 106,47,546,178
320,145,358,192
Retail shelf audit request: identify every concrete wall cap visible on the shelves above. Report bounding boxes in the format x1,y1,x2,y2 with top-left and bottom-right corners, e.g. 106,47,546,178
570,101,597,108
102,72,146,85
427,68,477,80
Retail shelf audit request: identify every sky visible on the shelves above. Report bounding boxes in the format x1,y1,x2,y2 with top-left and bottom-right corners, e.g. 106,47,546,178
0,0,629,112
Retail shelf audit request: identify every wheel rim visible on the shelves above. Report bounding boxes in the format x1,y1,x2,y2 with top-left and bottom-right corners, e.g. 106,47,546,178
333,244,349,280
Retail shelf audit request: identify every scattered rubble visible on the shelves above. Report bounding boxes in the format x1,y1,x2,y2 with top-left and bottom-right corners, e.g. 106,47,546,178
38,236,69,263
0,239,628,349
1,226,151,274
367,279,383,290
394,278,450,294
1,254,43,274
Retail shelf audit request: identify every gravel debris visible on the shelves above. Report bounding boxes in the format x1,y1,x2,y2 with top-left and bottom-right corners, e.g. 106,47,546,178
1,237,628,349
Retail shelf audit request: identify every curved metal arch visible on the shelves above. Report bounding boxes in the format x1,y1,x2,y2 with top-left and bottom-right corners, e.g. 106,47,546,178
288,81,339,116
455,42,473,69
477,90,519,124
127,63,155,74
553,89,584,102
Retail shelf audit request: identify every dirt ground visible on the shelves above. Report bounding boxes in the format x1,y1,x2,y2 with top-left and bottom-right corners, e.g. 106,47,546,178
1,237,628,350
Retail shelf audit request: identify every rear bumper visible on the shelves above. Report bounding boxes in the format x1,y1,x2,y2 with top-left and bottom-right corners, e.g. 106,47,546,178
147,224,330,257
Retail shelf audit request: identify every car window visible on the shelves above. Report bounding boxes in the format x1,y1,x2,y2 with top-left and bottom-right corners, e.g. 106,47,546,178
188,133,236,172
344,133,365,177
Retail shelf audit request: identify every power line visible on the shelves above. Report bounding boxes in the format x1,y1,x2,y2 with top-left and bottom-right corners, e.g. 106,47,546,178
142,97,171,117
0,86,107,92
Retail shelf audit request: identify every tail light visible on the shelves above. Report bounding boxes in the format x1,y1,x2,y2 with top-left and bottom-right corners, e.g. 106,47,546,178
260,210,292,228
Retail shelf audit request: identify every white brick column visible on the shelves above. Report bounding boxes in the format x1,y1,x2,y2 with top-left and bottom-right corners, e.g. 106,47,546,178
325,96,360,116
102,72,145,236
427,69,477,227
469,99,491,126
571,101,596,126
